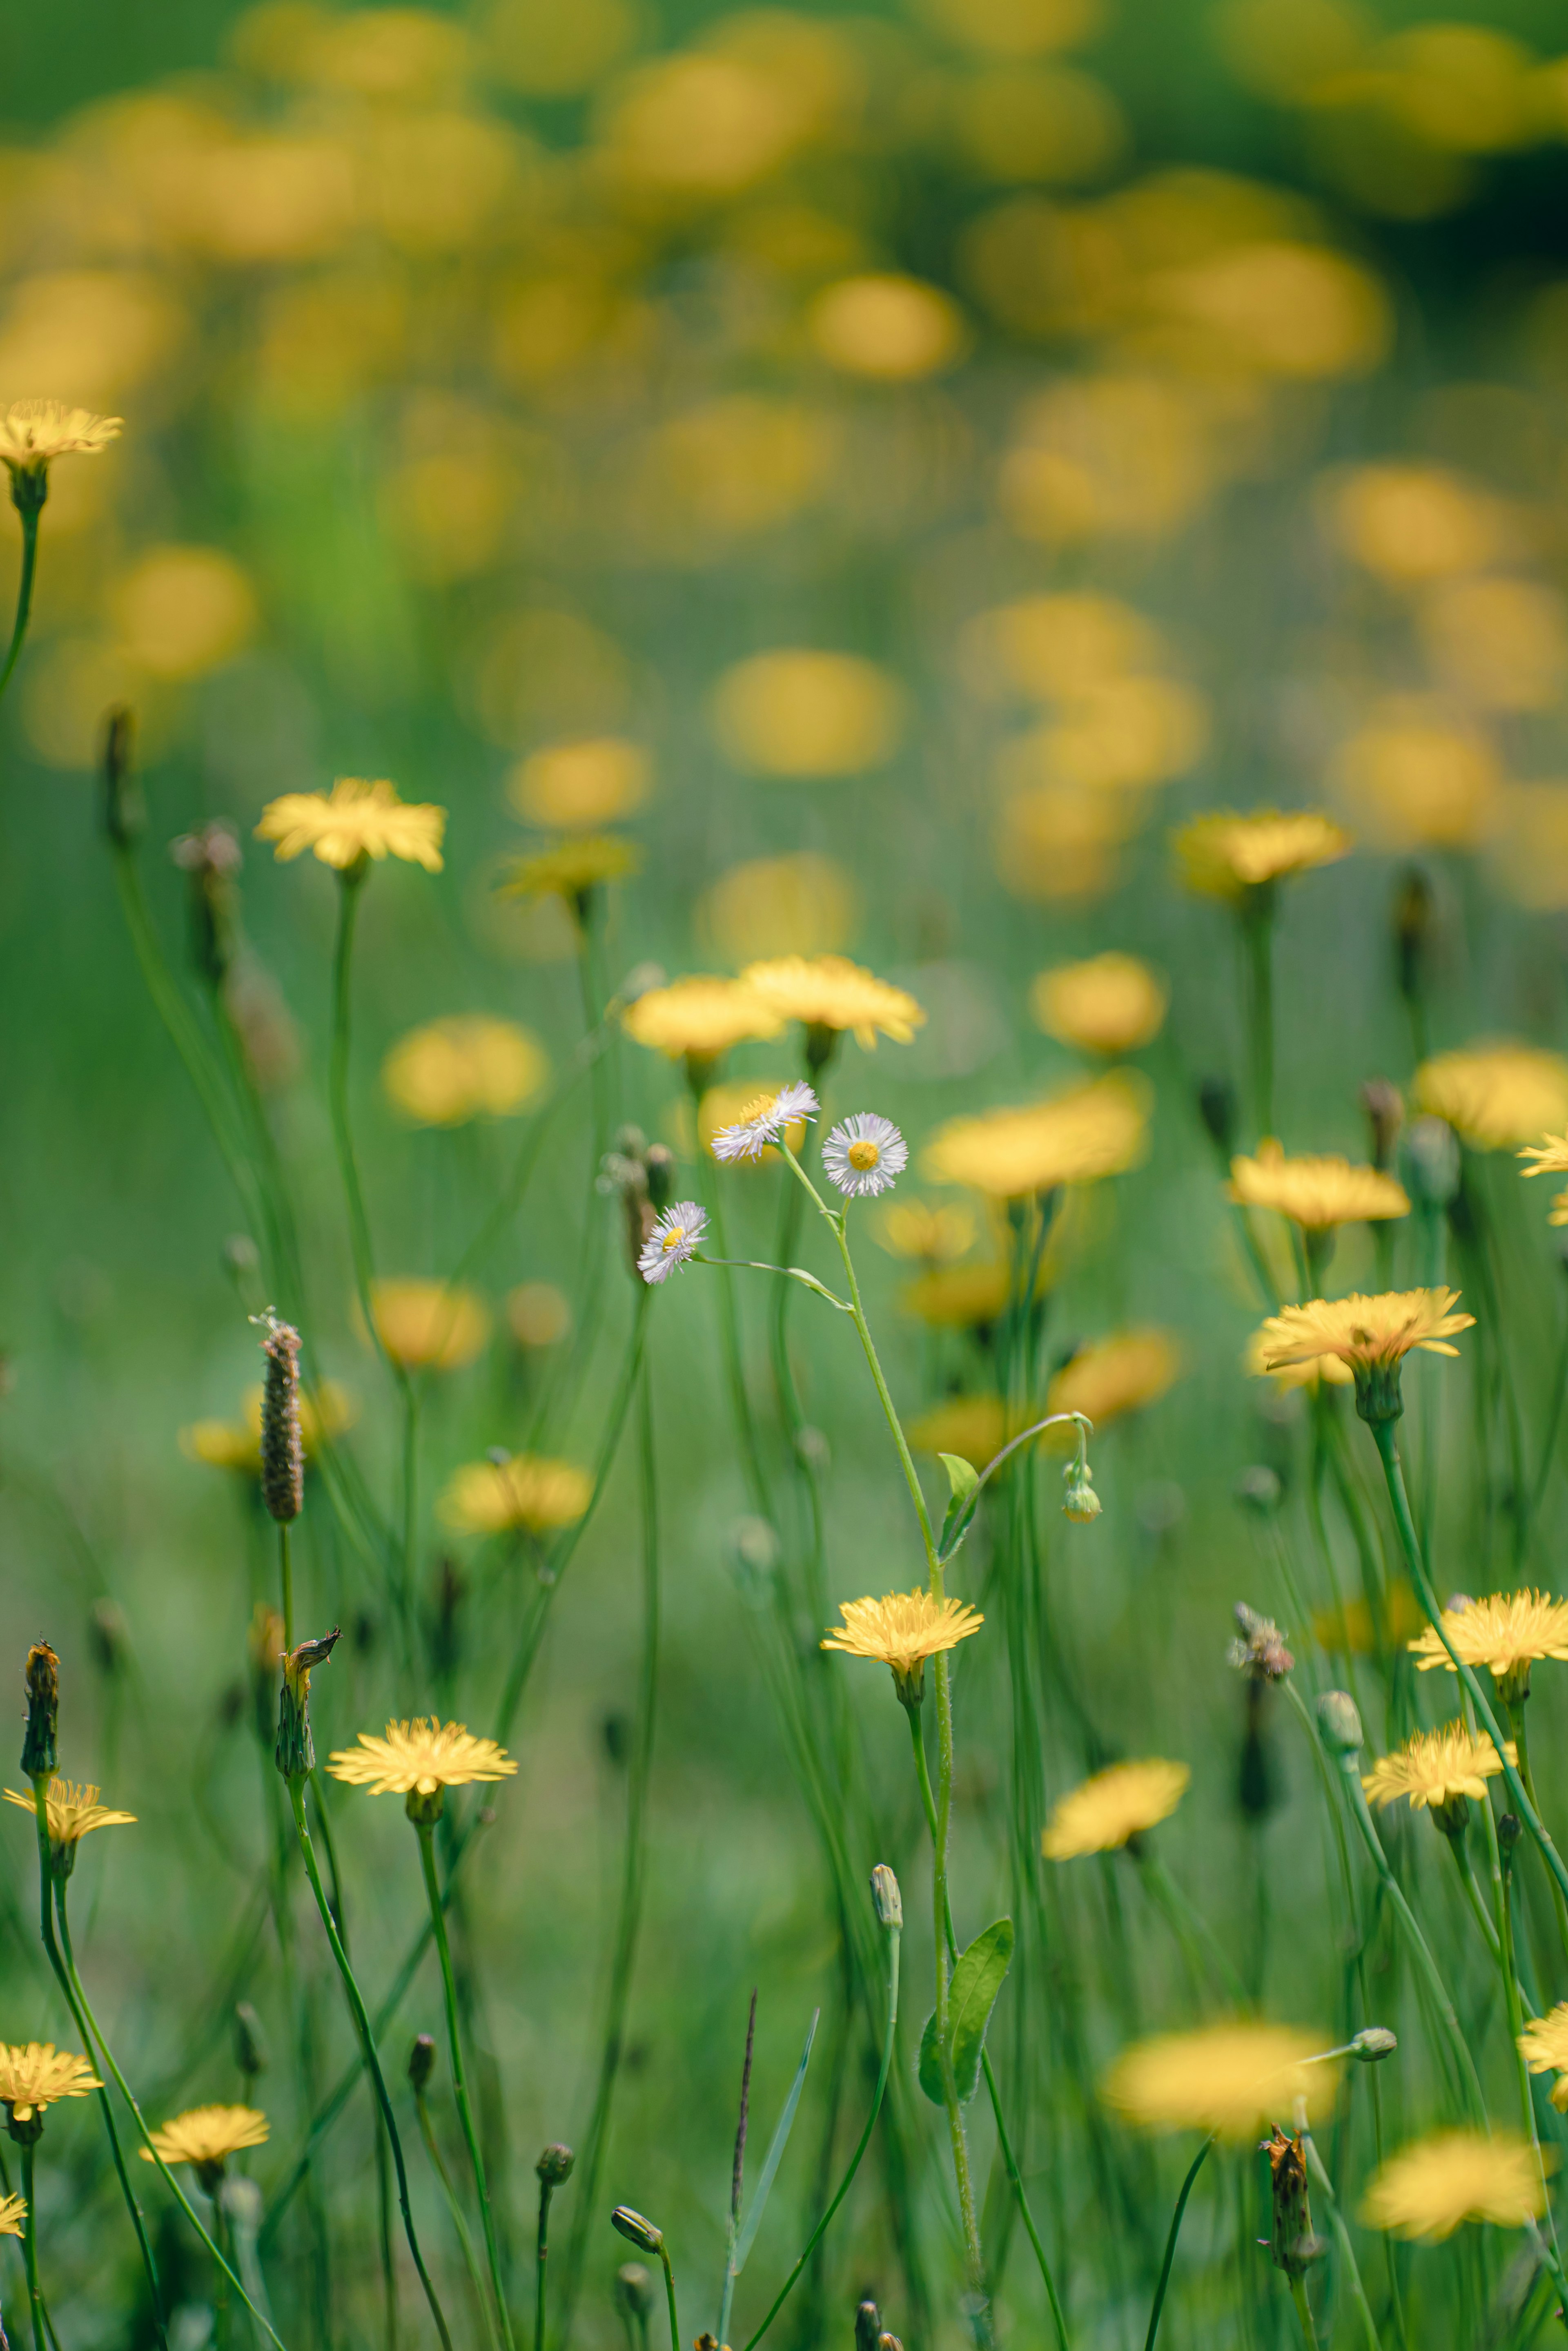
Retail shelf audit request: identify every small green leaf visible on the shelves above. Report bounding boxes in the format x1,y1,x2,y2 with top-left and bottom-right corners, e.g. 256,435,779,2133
917,1921,1014,2107
938,1454,980,1557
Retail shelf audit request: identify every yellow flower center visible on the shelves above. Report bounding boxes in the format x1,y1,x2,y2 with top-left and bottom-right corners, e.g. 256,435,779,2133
661,1224,687,1253
848,1138,880,1170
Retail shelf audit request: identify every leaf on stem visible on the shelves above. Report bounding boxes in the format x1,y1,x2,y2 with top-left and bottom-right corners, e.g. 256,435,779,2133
918,1918,1014,2106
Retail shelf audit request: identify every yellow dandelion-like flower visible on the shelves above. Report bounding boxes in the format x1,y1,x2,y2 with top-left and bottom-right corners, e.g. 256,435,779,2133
0,399,121,473
1258,1288,1473,1381
1520,1131,1568,1179
1245,1323,1353,1391
179,1416,261,1472
383,1016,549,1126
1104,2022,1337,2141
1229,1141,1410,1230
1174,809,1352,899
621,975,784,1062
1047,1330,1181,1430
508,737,651,830
1408,1589,1568,1700
1030,954,1168,1056
499,835,640,906
257,777,446,872
875,1199,977,1263
1416,1043,1568,1151
2,1780,136,1847
739,955,925,1050
925,1073,1149,1200
328,1718,519,1798
367,1280,490,1372
1042,1760,1190,1859
140,2105,268,2190
0,2193,24,2237
1362,1720,1512,1813
0,2042,103,2123
438,1455,592,1536
821,1588,983,1702
1521,2004,1568,2110
506,1283,570,1349
1361,2130,1545,2242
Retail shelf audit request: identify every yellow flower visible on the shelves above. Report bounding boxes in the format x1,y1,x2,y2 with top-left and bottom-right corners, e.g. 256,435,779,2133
383,1016,548,1126
1312,1584,1424,1655
508,738,650,830
180,1382,356,1474
1362,1720,1512,1813
1047,1330,1181,1430
1257,1289,1473,1381
257,778,445,872
908,1394,1011,1465
0,399,121,474
875,1199,977,1263
368,1280,490,1372
1408,1589,1568,1699
1042,1760,1190,1859
2,1780,135,1847
1520,2003,1568,2111
1519,1131,1568,1178
1229,1141,1410,1229
0,2193,24,2238
1416,1043,1568,1151
621,975,784,1062
141,2106,268,2190
900,1261,1016,1328
1104,2023,1336,2141
328,1718,519,1798
1245,1323,1352,1390
0,2043,103,2123
739,955,925,1050
925,1073,1149,1199
821,1588,983,1701
1174,809,1352,898
1030,954,1168,1056
506,1283,570,1349
439,1455,592,1535
1361,2131,1545,2242
499,835,640,906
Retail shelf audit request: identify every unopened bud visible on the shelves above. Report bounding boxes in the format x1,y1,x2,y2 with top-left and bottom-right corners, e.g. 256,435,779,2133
877,2336,903,2351
22,1642,59,1778
234,2003,269,2080
855,2302,881,2351
870,1863,902,1930
1392,866,1433,1005
1499,1811,1523,1858
1233,1465,1282,1517
611,2208,664,2254
644,1145,676,1214
1317,1689,1363,1756
101,706,143,848
1351,2027,1397,2063
536,2143,575,2186
408,2034,437,2093
1405,1115,1460,1210
256,1313,304,1525
1062,1457,1101,1524
614,2265,653,2319
274,1628,340,1783
1359,1078,1404,1173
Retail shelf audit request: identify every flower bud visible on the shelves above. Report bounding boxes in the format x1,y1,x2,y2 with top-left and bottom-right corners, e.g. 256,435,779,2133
87,1598,128,1679
256,1313,304,1526
1359,1078,1404,1173
536,2143,575,2186
274,1628,340,1783
101,706,143,848
877,2337,903,2351
855,2303,881,2351
1351,2026,1397,2063
1317,1690,1363,1756
611,2207,664,2255
1061,1457,1101,1524
614,2265,653,2320
408,2034,437,2093
1405,1115,1460,1211
870,1863,902,1931
234,2003,269,2080
1499,1811,1523,1858
22,1642,59,1778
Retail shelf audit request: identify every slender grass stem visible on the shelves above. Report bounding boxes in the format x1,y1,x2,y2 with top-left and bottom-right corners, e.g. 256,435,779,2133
656,2242,680,2351
1137,1852,1251,2010
287,1780,454,2351
1241,894,1276,1145
0,499,40,703
18,2142,44,2351
415,2082,497,2351
1493,1839,1566,2295
1143,2137,1214,2351
1509,1702,1568,1970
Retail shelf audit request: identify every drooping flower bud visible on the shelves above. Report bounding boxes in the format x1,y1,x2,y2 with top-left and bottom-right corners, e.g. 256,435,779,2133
1061,1456,1101,1523
274,1628,340,1784
610,2206,663,2254
22,1642,59,1779
408,2034,437,2093
1351,2026,1397,2063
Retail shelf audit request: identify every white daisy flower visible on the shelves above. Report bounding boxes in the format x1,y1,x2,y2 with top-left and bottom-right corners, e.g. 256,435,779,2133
822,1113,908,1198
638,1200,708,1283
712,1080,820,1163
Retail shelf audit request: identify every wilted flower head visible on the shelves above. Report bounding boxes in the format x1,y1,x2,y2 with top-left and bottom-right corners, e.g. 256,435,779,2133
1360,2130,1544,2241
1174,810,1352,899
0,2042,102,2127
1042,1759,1190,1858
925,1073,1149,1199
1408,1588,1568,1703
741,955,924,1050
1229,1604,1294,1682
637,1200,707,1285
822,1113,908,1198
821,1588,983,1705
140,2105,268,2194
439,1454,592,1536
1229,1141,1410,1230
1031,953,1167,1056
0,400,121,477
712,1081,819,1163
1104,2022,1338,2140
256,778,446,872
1415,1043,1568,1151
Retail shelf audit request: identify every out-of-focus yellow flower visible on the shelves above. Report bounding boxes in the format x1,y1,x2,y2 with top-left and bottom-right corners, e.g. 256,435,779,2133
697,1080,810,1164
1031,954,1167,1054
0,272,181,414
439,1455,592,1535
1363,1720,1510,1812
915,0,1106,58
466,607,634,750
1258,1287,1473,1382
926,1073,1149,1198
368,1280,490,1372
631,397,836,547
1312,1584,1424,1654
383,1016,548,1126
1415,1043,1568,1150
1374,23,1535,156
500,836,639,911
959,592,1163,703
1245,1325,1353,1390
141,2106,267,2190
109,547,257,682
1408,1591,1568,1691
949,63,1126,185
1320,462,1503,586
0,399,120,475
1229,1140,1409,1229
1104,2023,1336,2140
482,0,638,95
908,1394,1011,1464
741,955,924,1049
302,7,470,99
257,779,446,872
506,1283,570,1349
1047,1329,1181,1428
710,649,904,777
1520,2007,1568,2114
1419,577,1568,715
180,1381,355,1474
359,113,522,255
699,852,856,964
1042,1759,1189,1858
330,1719,517,1796
508,739,650,831
993,782,1137,903
901,1262,1015,1328
595,32,845,200
1331,698,1502,850
1214,0,1372,106
1361,2132,1544,2242
2,1780,135,1847
875,1198,978,1262
0,2043,102,2124
621,975,783,1062
999,375,1214,545
1174,809,1351,897
1151,242,1390,379
1492,785,1568,913
1009,678,1208,793
806,275,969,382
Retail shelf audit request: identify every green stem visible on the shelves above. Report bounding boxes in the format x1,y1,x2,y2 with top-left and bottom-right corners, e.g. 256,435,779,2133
417,1820,516,2351
1297,2132,1381,2351
287,1780,454,2351
415,2086,497,2351
656,2243,680,2351
279,1523,294,1653
1137,1851,1251,2010
0,500,40,704
1289,2273,1320,2350
1143,2137,1214,2351
1445,1832,1500,1964
1494,1842,1566,2297
18,2141,44,2351
535,2172,553,2351
1241,895,1275,1144
1510,1702,1568,1969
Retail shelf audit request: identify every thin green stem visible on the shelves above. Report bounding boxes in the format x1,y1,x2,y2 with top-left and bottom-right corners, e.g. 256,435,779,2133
1297,2130,1382,2351
18,2141,44,2351
1289,2273,1320,2350
279,1523,294,1653
1143,2137,1214,2351
0,500,40,703
657,2244,680,2351
1241,895,1275,1144
1495,1845,1567,2299
287,1780,454,2351
1137,1851,1251,2010
415,2086,497,2351
535,2173,554,2351
1510,1702,1568,1969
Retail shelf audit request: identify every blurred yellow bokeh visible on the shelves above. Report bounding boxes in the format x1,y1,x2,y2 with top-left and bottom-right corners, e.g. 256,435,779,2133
1332,698,1502,848
699,852,857,962
112,547,258,681
382,1016,550,1126
807,275,969,381
710,649,904,776
508,739,651,830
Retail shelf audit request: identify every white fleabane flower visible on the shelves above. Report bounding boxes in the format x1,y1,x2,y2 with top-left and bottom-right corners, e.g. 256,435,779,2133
638,1200,708,1283
712,1080,820,1163
822,1113,908,1198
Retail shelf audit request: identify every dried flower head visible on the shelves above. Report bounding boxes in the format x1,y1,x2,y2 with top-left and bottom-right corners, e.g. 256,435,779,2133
1415,1043,1568,1151
1104,2022,1338,2140
383,1017,548,1126
500,836,640,912
1360,2130,1544,2241
1229,1141,1410,1229
140,2105,268,2193
1031,953,1168,1056
274,1627,339,1782
1408,1589,1568,1703
712,1082,819,1164
821,1588,984,1705
257,778,446,872
1174,810,1352,899
1256,1287,1473,1422
1229,1605,1294,1682
329,1718,519,1804
0,2042,103,2126
1042,1759,1190,1858
0,400,121,476
740,955,925,1050
1362,1720,1512,1816
368,1280,490,1372
621,976,783,1065
637,1200,707,1285
439,1455,592,1536
822,1113,908,1198
925,1073,1149,1199
21,1641,59,1779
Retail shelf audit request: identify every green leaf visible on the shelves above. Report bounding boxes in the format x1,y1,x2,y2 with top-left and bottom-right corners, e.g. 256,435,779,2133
731,2006,818,2277
915,1920,1014,2108
938,1453,980,1557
